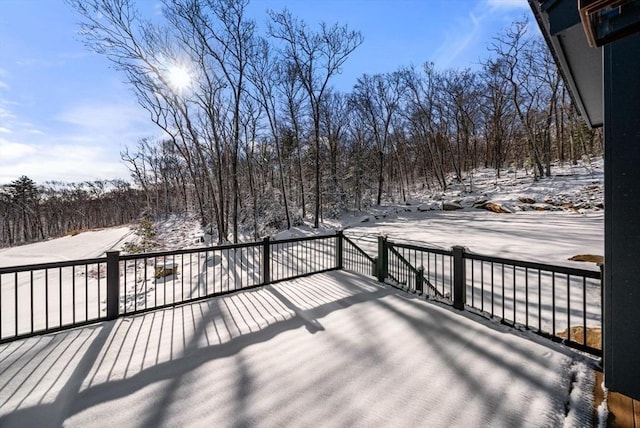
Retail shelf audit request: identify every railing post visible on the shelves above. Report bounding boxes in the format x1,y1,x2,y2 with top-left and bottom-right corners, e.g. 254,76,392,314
262,237,271,285
453,246,466,310
106,251,120,320
377,236,388,283
336,230,344,270
416,266,424,294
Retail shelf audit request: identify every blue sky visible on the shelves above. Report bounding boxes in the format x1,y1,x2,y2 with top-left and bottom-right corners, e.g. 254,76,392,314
0,0,530,185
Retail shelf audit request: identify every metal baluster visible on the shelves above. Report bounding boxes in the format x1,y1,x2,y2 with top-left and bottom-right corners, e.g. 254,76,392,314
538,270,542,331
567,274,571,342
72,266,75,323
45,269,49,329
30,270,34,333
583,277,587,346
552,272,556,335
513,265,516,323
525,268,529,328
85,264,88,321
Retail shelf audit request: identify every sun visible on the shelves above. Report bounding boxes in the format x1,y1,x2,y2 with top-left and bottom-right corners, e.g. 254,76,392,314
167,65,192,92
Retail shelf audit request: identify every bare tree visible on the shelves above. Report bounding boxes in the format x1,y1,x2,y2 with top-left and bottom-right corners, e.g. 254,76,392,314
351,72,406,205
269,9,362,228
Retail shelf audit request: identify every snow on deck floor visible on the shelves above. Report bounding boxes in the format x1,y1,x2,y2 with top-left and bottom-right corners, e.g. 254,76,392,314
0,271,593,427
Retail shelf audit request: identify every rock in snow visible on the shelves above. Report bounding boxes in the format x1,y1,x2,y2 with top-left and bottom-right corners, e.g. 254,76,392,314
477,201,513,214
442,201,463,211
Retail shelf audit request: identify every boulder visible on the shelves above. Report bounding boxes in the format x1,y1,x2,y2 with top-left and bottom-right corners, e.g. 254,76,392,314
477,201,512,214
417,202,439,212
557,326,601,350
518,196,536,204
531,203,551,211
473,197,489,207
155,263,178,279
569,254,604,265
442,201,463,211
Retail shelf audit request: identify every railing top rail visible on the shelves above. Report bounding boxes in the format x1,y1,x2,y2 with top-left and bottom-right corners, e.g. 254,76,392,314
464,251,601,278
268,233,338,245
120,240,263,260
387,240,453,257
386,239,600,278
0,257,107,274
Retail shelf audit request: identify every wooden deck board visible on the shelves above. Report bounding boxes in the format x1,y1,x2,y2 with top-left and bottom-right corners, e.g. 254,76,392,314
595,370,640,427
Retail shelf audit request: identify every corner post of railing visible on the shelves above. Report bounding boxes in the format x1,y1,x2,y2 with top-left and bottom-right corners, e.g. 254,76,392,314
416,266,424,294
336,230,344,270
377,235,388,283
106,251,120,320
262,236,271,285
599,262,604,323
453,246,466,310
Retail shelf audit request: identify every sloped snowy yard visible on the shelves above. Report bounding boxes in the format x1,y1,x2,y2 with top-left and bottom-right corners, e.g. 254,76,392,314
0,271,593,427
0,227,132,267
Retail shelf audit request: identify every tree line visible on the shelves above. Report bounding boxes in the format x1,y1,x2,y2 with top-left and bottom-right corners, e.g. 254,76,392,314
2,0,602,246
0,177,145,246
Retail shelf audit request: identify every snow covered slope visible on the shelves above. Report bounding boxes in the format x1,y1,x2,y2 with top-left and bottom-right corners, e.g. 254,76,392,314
0,227,132,267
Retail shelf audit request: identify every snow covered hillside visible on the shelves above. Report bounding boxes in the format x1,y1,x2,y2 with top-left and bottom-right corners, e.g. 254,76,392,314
301,158,603,268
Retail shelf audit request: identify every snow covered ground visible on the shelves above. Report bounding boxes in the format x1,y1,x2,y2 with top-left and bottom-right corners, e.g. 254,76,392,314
311,159,603,269
0,159,605,425
0,227,132,267
0,270,595,427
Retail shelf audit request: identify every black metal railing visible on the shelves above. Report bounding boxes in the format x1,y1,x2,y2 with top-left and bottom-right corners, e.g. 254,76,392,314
0,258,108,342
368,236,602,356
0,231,603,356
0,233,342,343
385,240,449,298
118,241,265,315
270,234,339,282
342,235,376,277
464,252,601,355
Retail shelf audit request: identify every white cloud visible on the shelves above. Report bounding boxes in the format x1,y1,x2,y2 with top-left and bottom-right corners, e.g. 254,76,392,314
0,138,36,160
55,102,153,139
0,100,158,184
432,10,484,68
0,139,131,184
0,127,11,134
430,0,531,68
0,104,16,120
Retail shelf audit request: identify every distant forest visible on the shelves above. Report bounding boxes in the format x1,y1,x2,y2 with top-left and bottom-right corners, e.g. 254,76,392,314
0,0,602,246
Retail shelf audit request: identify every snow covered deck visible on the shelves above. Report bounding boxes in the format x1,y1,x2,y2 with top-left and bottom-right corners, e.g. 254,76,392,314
0,270,593,427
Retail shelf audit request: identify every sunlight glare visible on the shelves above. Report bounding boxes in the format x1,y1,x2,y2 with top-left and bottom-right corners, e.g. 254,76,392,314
167,65,192,92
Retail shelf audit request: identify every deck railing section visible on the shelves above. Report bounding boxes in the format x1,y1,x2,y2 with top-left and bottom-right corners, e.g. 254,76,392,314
342,235,376,277
0,231,603,356
367,236,602,356
0,258,108,342
269,234,339,282
118,241,265,316
0,233,341,343
464,252,602,355
385,240,449,298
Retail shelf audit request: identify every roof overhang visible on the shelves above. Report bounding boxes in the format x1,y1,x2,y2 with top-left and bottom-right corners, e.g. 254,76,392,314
529,0,604,128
